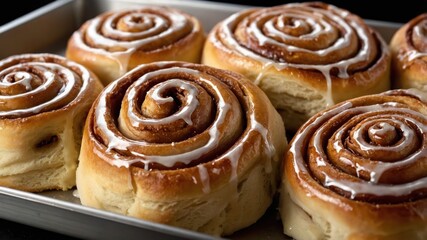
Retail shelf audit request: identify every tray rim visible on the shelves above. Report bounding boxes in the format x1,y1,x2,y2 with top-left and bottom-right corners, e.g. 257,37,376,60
0,0,403,239
0,0,403,34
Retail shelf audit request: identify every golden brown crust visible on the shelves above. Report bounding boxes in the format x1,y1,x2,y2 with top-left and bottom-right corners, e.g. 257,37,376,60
390,13,427,90
280,88,427,240
202,2,391,132
0,53,103,192
66,6,206,85
77,61,287,236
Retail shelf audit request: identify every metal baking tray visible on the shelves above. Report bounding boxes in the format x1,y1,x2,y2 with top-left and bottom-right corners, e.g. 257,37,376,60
0,0,401,239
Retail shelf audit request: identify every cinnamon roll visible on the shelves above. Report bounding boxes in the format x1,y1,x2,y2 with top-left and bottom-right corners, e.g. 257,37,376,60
0,53,103,192
202,2,391,132
66,6,205,85
280,88,427,240
390,13,427,90
76,61,287,236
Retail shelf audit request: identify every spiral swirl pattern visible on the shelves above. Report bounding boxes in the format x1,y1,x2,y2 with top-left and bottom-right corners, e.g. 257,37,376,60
287,88,427,204
0,54,90,118
398,13,427,64
217,2,384,74
78,6,195,53
209,2,389,105
87,61,276,171
67,6,205,85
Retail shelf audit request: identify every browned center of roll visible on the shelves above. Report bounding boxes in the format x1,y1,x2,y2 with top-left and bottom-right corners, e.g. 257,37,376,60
289,89,427,204
367,122,399,146
82,6,195,52
220,2,384,76
119,78,214,143
410,17,427,53
0,54,88,118
91,62,250,170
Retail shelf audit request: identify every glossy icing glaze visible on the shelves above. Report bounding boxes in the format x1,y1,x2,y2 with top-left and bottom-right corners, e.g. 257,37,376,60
288,89,427,203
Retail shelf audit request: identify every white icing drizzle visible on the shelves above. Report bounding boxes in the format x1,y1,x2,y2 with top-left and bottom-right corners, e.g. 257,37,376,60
315,157,327,167
197,165,210,193
221,113,274,181
367,122,394,139
226,142,242,182
214,3,386,107
73,7,194,76
94,64,276,187
352,119,412,152
217,97,275,181
403,88,427,103
324,174,357,199
401,48,427,70
400,22,427,68
72,189,80,198
263,15,326,42
290,95,427,200
251,113,275,173
319,69,334,107
324,173,427,200
253,62,273,86
409,24,427,61
0,56,90,118
101,13,168,43
127,71,199,126
404,50,427,62
3,71,33,90
326,106,427,184
290,103,351,175
95,67,230,168
354,163,364,178
87,11,187,50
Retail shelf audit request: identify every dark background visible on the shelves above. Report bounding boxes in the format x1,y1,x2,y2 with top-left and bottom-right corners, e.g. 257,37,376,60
212,0,427,23
2,1,427,25
0,0,54,25
0,0,426,239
